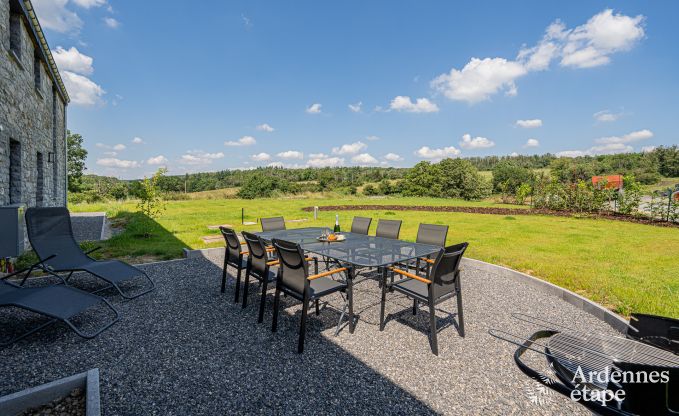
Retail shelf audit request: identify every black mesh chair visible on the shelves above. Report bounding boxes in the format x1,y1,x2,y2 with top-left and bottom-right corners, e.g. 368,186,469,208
406,223,449,273
25,207,155,299
382,242,468,355
626,313,679,354
241,231,279,323
375,219,402,239
350,217,372,235
271,239,352,353
260,216,286,232
219,227,248,302
1,258,119,346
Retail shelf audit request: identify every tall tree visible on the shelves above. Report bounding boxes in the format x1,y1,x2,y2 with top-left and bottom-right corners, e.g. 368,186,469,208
67,130,88,192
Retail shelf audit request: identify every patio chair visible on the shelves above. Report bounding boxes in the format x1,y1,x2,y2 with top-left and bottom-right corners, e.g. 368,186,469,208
375,219,402,239
405,223,449,273
626,313,679,354
25,207,155,299
271,238,352,353
381,242,468,355
219,227,248,303
1,258,119,346
241,231,279,323
260,216,286,232
350,216,372,235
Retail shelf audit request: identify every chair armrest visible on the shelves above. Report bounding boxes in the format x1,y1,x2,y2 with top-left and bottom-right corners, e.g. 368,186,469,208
267,259,280,266
85,246,102,255
308,267,347,281
419,257,435,264
389,267,431,284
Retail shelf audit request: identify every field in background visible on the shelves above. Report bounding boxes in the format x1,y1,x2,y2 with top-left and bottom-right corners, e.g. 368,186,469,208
71,196,679,318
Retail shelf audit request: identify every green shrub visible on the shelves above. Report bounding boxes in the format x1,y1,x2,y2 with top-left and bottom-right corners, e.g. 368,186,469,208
492,161,534,193
401,158,490,200
363,184,377,196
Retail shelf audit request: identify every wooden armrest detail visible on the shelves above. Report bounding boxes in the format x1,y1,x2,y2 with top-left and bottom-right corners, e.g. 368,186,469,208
240,251,248,255
308,267,347,281
241,241,247,245
389,267,431,284
420,258,435,264
266,259,280,266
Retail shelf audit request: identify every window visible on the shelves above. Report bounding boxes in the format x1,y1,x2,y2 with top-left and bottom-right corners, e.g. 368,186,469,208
9,13,21,58
9,139,22,204
36,152,44,206
34,52,42,91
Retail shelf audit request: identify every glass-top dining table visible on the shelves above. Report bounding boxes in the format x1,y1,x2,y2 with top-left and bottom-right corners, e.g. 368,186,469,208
255,227,442,333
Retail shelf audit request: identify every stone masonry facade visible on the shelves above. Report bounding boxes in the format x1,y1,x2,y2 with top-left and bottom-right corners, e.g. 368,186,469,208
1,0,69,210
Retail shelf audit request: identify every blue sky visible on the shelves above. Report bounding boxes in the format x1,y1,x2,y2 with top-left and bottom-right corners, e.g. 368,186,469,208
33,0,679,179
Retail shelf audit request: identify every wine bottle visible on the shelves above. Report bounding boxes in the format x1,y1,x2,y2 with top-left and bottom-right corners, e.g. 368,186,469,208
333,214,340,233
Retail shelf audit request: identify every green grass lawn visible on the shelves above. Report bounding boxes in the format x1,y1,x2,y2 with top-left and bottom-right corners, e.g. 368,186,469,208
70,195,678,318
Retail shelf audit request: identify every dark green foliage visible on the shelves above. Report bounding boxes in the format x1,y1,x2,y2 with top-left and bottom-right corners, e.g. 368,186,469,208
464,154,556,170
67,130,88,192
653,145,679,177
549,152,661,185
236,173,293,199
492,161,534,193
401,159,490,200
363,184,377,196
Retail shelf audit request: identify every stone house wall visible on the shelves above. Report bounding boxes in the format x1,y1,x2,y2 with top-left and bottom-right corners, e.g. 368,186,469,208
0,0,68,210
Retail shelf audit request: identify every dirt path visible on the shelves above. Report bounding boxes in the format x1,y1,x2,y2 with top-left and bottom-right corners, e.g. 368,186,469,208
302,204,679,228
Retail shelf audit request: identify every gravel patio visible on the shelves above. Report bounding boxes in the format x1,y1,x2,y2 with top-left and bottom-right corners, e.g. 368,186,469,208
0,251,619,415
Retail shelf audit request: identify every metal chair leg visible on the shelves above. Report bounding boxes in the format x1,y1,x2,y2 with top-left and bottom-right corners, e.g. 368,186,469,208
234,267,242,303
429,299,438,355
258,279,268,323
298,295,309,353
315,299,320,316
379,270,387,331
413,299,418,315
242,270,251,309
271,286,281,332
456,291,465,337
221,258,227,293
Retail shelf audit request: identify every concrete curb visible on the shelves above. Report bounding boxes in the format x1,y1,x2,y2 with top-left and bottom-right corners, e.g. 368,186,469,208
182,247,629,333
0,368,100,416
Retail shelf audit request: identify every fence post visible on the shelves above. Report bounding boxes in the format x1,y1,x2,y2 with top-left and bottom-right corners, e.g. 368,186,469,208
314,206,318,220
241,207,244,225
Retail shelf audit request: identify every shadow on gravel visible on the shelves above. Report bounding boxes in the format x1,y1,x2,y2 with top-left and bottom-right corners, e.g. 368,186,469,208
0,257,438,415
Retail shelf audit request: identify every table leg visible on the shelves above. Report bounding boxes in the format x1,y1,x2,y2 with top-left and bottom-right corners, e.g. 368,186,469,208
348,267,355,334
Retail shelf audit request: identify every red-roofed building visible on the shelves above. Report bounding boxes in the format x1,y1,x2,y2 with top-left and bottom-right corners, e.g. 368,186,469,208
592,175,624,190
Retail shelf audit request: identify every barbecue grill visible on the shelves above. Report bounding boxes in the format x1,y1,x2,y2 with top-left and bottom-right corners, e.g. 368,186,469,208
490,313,679,415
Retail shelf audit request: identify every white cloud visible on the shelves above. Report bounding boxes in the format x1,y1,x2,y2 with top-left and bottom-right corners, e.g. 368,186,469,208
561,10,645,68
180,151,225,165
251,152,271,162
556,150,587,158
52,46,93,75
351,153,379,165
332,141,367,155
593,110,622,122
459,133,495,149
308,153,328,159
348,102,362,113
113,144,126,151
524,138,540,148
147,155,168,165
103,17,120,28
71,0,107,8
415,146,460,160
389,96,439,113
96,143,125,151
32,0,83,33
61,71,105,106
102,151,117,157
96,158,140,169
641,146,656,153
132,137,144,144
510,152,520,157
516,119,543,128
306,103,322,114
558,142,635,157
595,129,653,144
277,150,304,160
383,153,403,161
255,123,274,132
307,156,344,168
224,136,256,146
431,58,527,104
366,135,380,141
432,10,645,104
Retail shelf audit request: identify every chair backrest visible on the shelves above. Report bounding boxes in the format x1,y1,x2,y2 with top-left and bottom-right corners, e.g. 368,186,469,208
25,207,90,269
351,216,372,234
429,242,468,299
375,219,402,239
416,223,449,247
241,231,269,276
271,238,309,296
261,216,286,232
219,227,242,266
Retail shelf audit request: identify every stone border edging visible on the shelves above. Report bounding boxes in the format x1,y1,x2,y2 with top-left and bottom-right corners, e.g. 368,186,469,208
182,247,629,333
0,368,100,416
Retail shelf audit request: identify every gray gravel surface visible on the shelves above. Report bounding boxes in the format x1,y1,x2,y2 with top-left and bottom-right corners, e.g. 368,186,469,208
0,253,619,415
